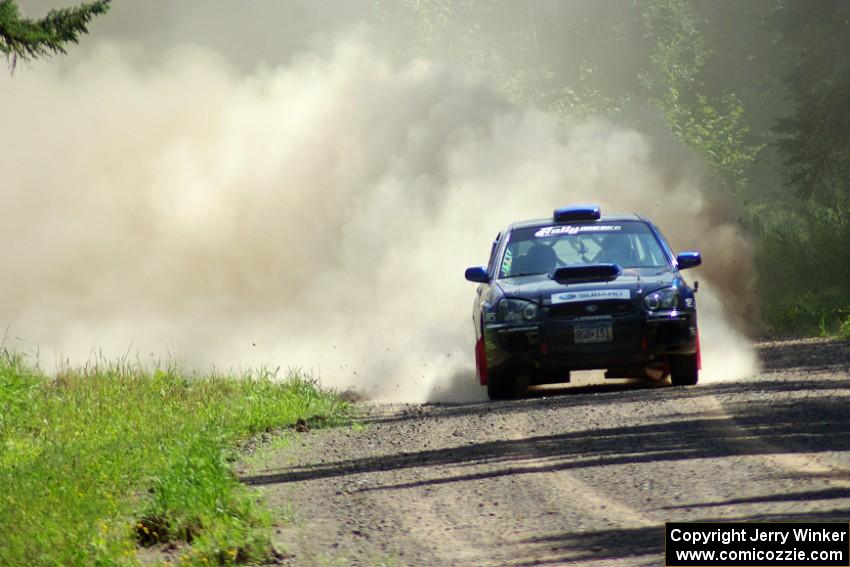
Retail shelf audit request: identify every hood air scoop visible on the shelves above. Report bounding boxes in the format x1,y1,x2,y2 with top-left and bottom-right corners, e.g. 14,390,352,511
550,264,623,283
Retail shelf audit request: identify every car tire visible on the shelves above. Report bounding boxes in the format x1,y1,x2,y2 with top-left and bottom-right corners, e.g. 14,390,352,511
487,370,529,400
670,354,699,386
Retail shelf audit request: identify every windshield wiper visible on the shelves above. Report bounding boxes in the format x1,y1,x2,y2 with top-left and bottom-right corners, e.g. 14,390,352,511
503,272,546,278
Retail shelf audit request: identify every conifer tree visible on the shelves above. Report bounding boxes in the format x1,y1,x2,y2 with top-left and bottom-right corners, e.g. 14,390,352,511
772,0,850,203
0,0,110,68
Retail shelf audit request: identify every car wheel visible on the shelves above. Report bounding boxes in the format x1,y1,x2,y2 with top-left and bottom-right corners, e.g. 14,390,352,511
670,354,699,386
487,369,529,400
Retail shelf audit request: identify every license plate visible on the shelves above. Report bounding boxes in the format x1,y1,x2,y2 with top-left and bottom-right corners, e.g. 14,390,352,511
574,322,613,344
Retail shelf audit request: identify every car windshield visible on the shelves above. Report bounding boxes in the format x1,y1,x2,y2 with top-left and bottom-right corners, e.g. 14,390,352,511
499,221,671,278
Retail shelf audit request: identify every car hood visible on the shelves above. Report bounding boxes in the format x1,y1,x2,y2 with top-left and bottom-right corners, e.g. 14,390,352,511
495,267,676,304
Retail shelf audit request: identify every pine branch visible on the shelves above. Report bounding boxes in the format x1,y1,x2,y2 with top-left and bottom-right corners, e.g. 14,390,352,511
0,0,110,69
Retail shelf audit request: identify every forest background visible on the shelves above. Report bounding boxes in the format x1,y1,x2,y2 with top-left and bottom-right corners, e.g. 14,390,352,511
373,0,849,337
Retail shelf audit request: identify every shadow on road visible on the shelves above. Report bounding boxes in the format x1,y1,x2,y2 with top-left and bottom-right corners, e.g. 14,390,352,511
239,339,850,565
505,525,661,566
347,340,850,430
502,505,850,566
664,487,850,509
241,375,850,489
358,371,850,429
757,338,850,373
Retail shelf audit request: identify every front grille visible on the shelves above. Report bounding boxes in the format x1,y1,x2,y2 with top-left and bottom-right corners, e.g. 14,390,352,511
548,300,635,319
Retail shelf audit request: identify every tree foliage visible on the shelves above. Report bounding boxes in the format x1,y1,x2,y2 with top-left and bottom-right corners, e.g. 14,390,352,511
772,0,850,205
378,0,763,191
0,0,110,68
371,0,849,334
637,0,762,193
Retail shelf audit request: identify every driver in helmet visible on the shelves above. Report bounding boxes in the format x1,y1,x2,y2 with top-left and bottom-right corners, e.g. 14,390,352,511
597,234,635,266
512,244,559,275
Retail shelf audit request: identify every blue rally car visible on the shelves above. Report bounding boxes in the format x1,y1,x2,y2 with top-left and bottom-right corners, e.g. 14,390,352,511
465,205,702,399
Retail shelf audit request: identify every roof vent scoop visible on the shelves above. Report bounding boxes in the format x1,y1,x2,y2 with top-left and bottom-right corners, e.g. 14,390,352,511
553,204,601,222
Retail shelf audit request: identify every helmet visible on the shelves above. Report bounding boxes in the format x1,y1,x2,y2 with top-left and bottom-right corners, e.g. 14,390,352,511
600,234,634,266
517,244,559,274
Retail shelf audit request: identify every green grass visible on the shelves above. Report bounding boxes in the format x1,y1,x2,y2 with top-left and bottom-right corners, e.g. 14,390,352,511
0,350,350,566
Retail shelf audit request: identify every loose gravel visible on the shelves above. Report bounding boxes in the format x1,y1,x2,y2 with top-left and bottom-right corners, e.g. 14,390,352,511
240,338,850,566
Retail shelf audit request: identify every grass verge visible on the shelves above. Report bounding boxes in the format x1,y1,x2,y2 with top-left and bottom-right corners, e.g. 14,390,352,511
0,349,350,565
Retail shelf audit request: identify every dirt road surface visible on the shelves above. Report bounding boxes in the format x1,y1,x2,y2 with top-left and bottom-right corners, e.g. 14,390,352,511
240,339,850,566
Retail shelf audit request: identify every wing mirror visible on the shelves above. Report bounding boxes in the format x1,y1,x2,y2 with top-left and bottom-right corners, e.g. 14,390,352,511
676,251,702,270
464,266,490,283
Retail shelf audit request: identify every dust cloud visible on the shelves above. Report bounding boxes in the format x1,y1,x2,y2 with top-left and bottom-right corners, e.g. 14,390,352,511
0,34,757,402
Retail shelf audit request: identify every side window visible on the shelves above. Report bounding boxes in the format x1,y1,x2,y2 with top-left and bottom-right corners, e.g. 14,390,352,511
500,240,538,277
486,232,501,273
634,233,668,267
631,234,648,264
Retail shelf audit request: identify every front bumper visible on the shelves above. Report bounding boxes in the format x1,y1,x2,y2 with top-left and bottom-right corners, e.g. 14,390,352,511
483,310,697,380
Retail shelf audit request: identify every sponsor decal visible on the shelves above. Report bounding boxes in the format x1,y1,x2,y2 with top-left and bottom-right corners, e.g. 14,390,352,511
551,289,631,304
684,297,695,308
501,248,513,275
535,225,622,238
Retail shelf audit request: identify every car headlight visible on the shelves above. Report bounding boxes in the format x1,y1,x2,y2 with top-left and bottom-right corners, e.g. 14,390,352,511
497,299,539,322
644,287,679,311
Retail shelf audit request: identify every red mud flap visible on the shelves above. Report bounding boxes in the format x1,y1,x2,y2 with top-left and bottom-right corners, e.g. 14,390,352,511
475,337,488,385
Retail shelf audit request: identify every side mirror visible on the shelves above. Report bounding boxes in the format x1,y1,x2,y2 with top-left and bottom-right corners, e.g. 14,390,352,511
676,251,702,270
464,266,490,283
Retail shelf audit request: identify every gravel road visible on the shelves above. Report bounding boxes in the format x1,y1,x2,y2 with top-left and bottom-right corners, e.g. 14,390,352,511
240,338,850,566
